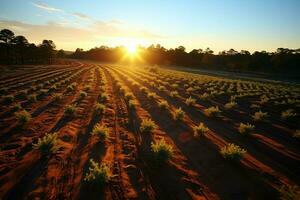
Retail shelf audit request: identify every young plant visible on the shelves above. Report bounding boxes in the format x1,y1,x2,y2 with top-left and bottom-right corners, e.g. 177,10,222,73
67,85,75,92
84,159,111,186
127,100,136,110
79,91,87,99
204,106,221,117
12,103,22,111
170,91,179,98
15,110,31,124
238,123,255,135
147,92,156,99
119,87,125,95
281,109,297,120
92,124,109,142
32,132,59,156
115,82,121,91
158,85,166,92
2,95,14,104
151,139,173,164
199,92,210,101
49,85,57,93
39,89,49,96
171,83,179,89
224,101,237,110
124,92,134,101
99,93,108,102
29,85,37,92
28,94,37,103
279,185,300,200
132,82,139,87
293,130,300,139
174,107,185,121
0,87,8,95
158,100,169,109
185,96,196,106
259,95,269,105
52,93,62,102
84,85,91,91
193,122,209,137
16,90,28,99
94,103,106,115
186,87,194,93
140,86,147,93
149,66,158,73
37,83,44,90
250,104,260,109
140,119,157,133
220,143,246,161
64,105,76,117
252,110,268,121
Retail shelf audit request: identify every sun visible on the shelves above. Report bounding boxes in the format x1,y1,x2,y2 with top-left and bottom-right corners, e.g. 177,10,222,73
125,43,137,55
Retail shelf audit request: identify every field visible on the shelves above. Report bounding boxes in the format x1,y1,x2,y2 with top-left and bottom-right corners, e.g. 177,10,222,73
0,61,299,200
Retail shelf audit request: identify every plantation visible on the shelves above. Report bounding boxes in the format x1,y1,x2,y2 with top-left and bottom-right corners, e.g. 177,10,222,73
0,61,299,200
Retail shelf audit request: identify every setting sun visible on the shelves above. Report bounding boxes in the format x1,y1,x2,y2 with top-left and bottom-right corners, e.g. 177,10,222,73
125,43,137,55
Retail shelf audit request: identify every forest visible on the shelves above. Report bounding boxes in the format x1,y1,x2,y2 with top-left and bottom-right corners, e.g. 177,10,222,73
71,45,300,76
0,29,57,64
1,28,299,77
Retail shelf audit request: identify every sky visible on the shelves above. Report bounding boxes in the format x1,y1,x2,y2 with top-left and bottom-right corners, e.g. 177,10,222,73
0,0,299,53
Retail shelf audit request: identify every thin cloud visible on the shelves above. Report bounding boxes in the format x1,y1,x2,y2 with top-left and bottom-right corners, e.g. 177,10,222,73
0,19,168,50
109,19,123,25
93,20,166,39
72,12,91,20
0,20,91,42
32,2,63,12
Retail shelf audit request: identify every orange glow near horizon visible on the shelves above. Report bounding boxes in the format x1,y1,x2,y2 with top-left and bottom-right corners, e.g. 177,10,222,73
119,39,145,64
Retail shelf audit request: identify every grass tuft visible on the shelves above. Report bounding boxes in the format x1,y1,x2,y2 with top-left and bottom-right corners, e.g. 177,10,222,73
252,110,268,121
64,105,76,117
158,100,169,109
151,139,173,164
193,122,209,137
94,103,106,115
279,184,300,200
3,95,14,104
33,132,59,156
204,106,221,117
185,96,196,106
238,123,255,135
79,91,87,99
15,110,31,124
28,94,37,103
174,107,185,121
140,119,157,133
52,93,62,102
91,124,109,142
220,143,246,161
281,109,297,120
170,91,179,98
224,101,237,110
99,93,108,102
12,103,22,111
84,159,111,186
124,92,134,101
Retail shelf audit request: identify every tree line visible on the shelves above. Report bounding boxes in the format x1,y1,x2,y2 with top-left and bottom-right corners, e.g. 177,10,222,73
1,28,299,76
0,29,57,64
71,45,300,76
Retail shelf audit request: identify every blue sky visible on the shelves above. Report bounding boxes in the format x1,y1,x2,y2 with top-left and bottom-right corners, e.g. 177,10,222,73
1,0,299,52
